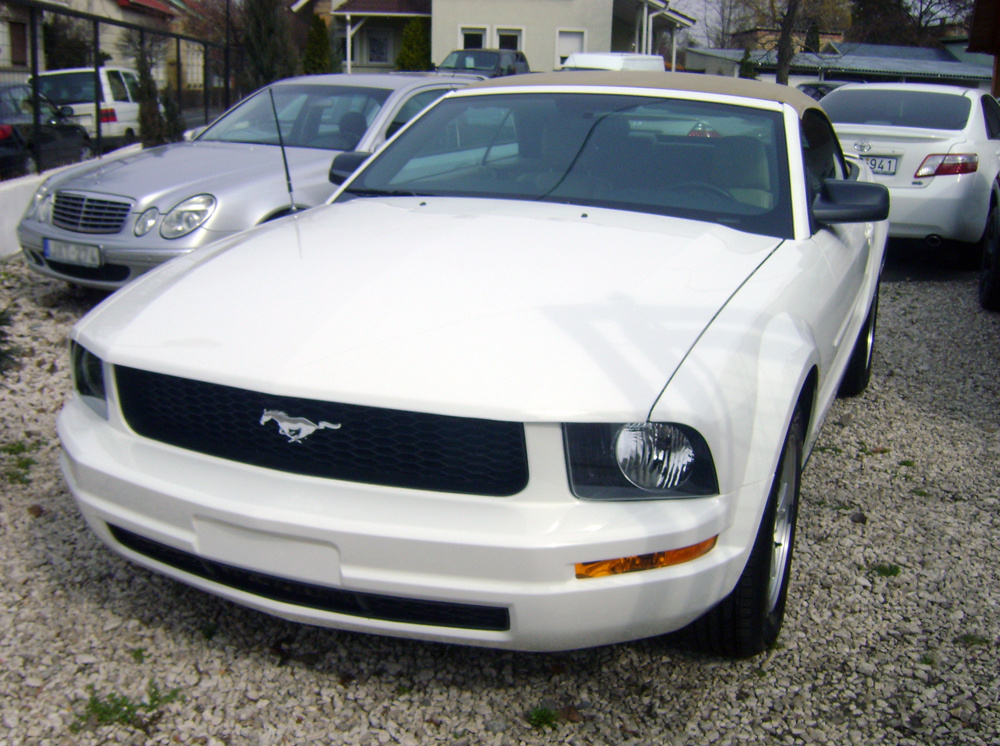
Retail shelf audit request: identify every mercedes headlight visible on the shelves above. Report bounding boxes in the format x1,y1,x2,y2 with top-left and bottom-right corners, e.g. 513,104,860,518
23,181,54,223
564,422,717,500
159,194,216,239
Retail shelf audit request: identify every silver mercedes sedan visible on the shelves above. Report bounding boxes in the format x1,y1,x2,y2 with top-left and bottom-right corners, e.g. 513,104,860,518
17,73,477,291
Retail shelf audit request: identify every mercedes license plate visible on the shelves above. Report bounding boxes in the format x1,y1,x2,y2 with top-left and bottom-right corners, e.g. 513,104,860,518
862,156,897,176
44,239,101,267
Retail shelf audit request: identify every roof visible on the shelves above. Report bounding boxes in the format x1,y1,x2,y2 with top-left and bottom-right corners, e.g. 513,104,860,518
465,71,820,115
691,48,993,82
273,72,474,90
116,0,175,16
329,0,430,15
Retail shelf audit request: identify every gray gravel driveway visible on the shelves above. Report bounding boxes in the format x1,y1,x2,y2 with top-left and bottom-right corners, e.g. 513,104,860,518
1,246,998,745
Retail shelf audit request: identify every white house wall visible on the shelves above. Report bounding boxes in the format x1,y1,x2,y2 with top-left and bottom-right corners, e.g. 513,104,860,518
431,0,614,72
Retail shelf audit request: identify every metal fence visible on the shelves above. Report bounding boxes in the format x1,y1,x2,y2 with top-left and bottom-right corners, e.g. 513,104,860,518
2,0,236,177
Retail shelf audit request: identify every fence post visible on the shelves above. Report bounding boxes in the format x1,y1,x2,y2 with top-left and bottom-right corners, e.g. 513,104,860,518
29,5,41,170
92,19,102,154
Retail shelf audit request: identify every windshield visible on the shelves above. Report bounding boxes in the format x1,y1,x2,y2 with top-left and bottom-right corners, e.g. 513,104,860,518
198,83,392,150
822,89,972,130
439,51,500,72
338,92,792,239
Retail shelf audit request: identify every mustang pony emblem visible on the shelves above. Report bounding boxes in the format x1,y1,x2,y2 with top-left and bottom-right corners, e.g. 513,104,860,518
260,410,341,443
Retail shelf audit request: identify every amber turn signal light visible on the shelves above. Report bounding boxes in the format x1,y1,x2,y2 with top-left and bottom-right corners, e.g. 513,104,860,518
575,536,718,579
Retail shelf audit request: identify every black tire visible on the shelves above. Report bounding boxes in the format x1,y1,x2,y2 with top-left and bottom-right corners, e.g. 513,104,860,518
687,408,803,658
978,202,1000,312
838,284,879,397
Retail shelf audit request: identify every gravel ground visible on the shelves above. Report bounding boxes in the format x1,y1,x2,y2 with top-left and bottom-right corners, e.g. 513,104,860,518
1,248,999,746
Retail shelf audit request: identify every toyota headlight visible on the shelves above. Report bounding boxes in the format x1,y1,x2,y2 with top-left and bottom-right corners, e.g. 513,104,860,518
159,195,216,239
564,422,717,500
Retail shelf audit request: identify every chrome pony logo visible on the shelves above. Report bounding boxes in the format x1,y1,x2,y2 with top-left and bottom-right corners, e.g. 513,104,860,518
260,410,341,443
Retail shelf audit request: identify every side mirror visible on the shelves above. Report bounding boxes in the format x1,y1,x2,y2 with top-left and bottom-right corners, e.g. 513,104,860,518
59,105,74,119
328,151,371,185
812,180,890,224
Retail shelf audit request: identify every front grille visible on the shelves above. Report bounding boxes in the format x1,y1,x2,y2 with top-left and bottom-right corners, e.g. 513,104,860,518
115,366,529,496
108,524,511,631
52,191,131,234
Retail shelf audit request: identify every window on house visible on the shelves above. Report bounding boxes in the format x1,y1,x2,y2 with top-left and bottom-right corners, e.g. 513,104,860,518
367,30,391,64
557,30,585,65
497,29,521,51
10,22,28,67
462,28,485,49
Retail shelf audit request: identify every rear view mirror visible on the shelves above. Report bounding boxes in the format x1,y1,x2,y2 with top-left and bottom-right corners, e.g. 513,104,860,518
812,180,890,224
329,151,371,185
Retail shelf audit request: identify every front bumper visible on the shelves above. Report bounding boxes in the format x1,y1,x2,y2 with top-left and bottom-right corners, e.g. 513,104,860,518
58,397,766,651
17,220,214,291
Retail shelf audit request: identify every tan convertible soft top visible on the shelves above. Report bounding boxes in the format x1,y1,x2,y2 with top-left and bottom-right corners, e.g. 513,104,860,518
468,71,819,116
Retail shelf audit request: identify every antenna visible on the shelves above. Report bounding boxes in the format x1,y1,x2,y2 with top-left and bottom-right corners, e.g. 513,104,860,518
268,87,297,213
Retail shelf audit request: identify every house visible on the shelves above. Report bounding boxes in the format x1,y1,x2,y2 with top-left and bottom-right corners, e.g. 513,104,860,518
685,41,994,90
318,0,695,73
1,0,175,82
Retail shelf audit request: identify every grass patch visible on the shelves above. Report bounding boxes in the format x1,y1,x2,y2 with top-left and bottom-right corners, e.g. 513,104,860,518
71,681,184,734
527,707,560,729
954,633,990,647
868,562,901,578
1,440,40,485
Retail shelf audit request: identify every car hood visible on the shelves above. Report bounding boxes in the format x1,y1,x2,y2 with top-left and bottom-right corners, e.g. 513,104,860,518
77,198,781,422
50,141,336,220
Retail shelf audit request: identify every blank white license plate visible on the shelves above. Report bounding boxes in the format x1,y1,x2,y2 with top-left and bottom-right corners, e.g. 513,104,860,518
44,239,101,267
862,156,897,176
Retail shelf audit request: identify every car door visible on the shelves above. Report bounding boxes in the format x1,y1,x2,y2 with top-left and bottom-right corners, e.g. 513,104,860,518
981,95,1000,184
801,109,875,376
7,85,76,169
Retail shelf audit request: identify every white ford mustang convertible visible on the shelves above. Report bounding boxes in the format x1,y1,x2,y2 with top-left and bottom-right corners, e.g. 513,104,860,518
61,72,889,657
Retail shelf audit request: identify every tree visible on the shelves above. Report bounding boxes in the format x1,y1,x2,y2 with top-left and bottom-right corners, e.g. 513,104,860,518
302,14,332,74
395,18,432,71
136,40,169,147
42,16,90,69
241,0,298,91
738,48,759,77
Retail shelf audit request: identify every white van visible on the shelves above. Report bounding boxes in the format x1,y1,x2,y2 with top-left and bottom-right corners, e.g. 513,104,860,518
33,67,142,150
561,53,665,72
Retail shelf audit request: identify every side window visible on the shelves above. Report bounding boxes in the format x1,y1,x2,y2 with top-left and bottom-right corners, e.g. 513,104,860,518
107,71,130,103
982,96,1000,140
121,72,141,102
800,109,846,195
387,88,450,138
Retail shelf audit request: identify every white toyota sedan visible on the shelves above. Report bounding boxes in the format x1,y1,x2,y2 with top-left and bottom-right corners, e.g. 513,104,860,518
821,83,1000,265
61,73,888,657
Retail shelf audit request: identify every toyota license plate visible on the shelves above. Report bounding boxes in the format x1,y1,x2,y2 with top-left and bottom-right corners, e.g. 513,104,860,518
862,156,897,176
44,239,101,267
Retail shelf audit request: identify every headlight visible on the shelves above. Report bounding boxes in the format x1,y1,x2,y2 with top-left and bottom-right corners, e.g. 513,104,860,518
159,195,216,239
23,181,54,223
564,422,717,500
71,342,108,419
134,207,160,236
